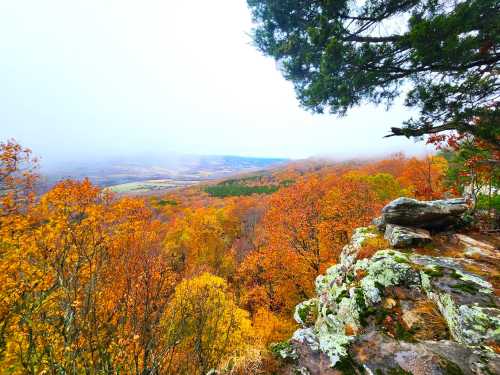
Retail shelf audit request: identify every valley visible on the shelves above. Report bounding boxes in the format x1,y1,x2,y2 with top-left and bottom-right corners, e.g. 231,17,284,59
40,155,288,194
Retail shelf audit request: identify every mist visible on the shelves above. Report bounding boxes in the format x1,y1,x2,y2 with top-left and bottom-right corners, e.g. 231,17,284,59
0,0,432,166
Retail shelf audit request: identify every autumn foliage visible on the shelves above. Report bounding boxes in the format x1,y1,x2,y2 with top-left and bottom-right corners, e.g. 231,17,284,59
0,140,453,374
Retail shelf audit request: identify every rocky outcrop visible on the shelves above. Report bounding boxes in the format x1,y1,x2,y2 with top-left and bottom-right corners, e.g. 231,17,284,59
381,197,468,230
454,234,498,263
349,332,500,375
385,224,432,248
276,198,499,375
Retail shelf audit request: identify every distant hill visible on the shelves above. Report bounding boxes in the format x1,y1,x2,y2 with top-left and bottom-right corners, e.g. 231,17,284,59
40,155,288,191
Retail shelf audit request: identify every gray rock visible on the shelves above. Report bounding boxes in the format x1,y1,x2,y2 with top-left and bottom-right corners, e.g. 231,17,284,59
285,340,341,375
289,331,500,375
285,220,500,375
372,216,386,232
454,234,496,251
384,224,432,248
455,234,498,262
350,332,488,375
464,246,485,259
382,197,468,229
338,227,379,272
425,340,500,375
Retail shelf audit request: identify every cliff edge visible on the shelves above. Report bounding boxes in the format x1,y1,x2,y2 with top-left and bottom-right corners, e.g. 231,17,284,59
276,198,499,375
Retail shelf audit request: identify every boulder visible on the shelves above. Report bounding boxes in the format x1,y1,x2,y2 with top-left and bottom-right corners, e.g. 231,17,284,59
381,197,468,230
350,332,500,375
453,234,495,251
280,219,500,375
372,216,386,232
339,227,380,272
384,224,432,248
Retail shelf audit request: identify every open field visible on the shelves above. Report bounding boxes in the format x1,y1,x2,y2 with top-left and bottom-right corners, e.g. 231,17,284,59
40,155,288,193
106,179,201,195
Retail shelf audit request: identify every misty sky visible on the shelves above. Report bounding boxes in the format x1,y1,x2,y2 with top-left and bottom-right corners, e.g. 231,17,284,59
0,0,433,164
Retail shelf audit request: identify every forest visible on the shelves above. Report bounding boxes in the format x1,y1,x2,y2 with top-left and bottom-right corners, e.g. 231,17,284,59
1,135,497,374
1,0,499,373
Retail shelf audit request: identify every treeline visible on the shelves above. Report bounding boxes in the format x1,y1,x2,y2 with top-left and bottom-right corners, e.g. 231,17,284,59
204,184,278,197
203,174,294,198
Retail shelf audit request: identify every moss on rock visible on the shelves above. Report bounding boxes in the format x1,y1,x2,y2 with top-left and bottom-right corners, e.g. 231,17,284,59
288,225,500,371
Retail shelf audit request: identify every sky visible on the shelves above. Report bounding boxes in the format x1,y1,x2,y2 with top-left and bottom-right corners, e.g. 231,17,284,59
0,0,433,165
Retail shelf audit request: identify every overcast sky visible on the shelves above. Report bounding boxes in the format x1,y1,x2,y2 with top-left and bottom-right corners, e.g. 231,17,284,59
0,0,432,164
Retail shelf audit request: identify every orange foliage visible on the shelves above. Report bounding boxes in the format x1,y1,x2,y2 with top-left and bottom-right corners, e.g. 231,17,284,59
0,140,452,373
0,139,38,215
237,173,385,319
1,162,177,373
398,155,448,200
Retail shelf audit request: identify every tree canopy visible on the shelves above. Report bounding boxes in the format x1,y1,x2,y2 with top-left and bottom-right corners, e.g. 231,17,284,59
247,0,500,147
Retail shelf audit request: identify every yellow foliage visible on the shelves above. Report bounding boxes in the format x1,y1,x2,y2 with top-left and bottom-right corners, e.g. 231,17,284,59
164,207,239,278
0,179,176,373
252,308,296,347
162,273,255,375
0,142,454,374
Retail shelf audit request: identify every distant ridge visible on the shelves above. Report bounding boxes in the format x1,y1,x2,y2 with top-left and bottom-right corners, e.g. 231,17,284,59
40,154,288,190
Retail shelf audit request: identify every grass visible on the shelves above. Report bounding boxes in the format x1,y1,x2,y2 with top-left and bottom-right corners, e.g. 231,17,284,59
411,300,449,340
107,180,197,194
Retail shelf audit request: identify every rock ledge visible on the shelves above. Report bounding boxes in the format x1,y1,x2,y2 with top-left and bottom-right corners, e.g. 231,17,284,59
278,198,499,375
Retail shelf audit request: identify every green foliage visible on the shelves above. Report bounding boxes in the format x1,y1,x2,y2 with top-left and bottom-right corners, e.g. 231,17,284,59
269,341,297,361
387,367,413,375
280,179,295,187
355,288,376,327
451,282,479,294
476,193,500,211
423,265,444,278
365,173,409,202
158,199,178,206
376,368,413,375
247,0,500,143
440,141,499,194
204,184,279,197
393,321,417,343
218,174,266,186
334,354,364,374
443,357,465,375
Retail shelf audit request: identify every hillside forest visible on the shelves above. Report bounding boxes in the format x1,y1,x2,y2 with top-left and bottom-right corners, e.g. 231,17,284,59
1,137,498,374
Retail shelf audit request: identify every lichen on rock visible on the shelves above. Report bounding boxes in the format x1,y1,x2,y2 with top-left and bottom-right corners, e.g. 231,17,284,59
459,305,500,346
415,257,500,346
384,224,432,248
284,198,499,374
271,340,299,361
290,246,500,371
294,299,319,327
356,250,418,305
338,226,380,273
291,249,425,368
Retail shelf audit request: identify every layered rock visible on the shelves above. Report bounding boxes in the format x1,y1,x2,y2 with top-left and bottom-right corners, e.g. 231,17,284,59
384,224,432,248
381,197,468,230
277,198,499,375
